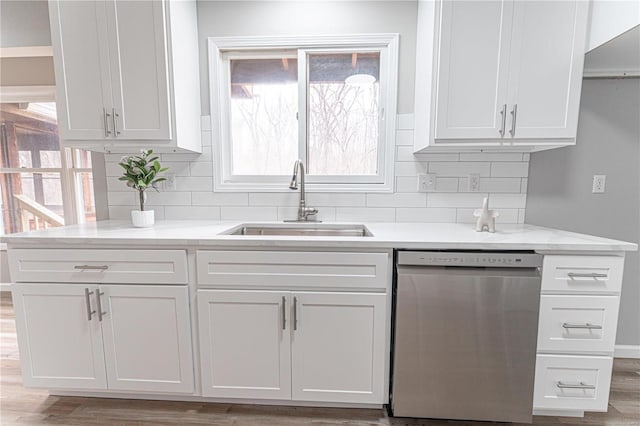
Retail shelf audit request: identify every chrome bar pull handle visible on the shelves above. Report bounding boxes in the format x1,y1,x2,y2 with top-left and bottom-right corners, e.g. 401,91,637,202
96,290,107,322
499,104,507,137
112,108,120,136
562,323,603,330
509,104,518,137
293,296,298,331
84,288,96,321
567,272,607,279
74,265,109,271
281,296,286,330
103,108,112,137
556,381,596,390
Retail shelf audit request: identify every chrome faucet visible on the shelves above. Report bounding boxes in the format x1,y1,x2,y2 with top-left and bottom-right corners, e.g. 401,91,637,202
286,159,319,222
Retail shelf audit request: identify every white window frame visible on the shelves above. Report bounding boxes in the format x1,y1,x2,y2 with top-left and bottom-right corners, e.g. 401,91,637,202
208,34,399,192
0,92,95,233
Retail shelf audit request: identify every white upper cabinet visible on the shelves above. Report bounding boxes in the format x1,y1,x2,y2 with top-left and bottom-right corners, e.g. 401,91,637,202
415,0,589,152
435,0,513,140
104,0,172,140
49,0,201,153
48,1,112,140
506,1,588,139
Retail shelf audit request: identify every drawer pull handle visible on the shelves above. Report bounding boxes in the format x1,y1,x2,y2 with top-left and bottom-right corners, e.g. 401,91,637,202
509,104,518,137
499,104,507,137
562,322,603,330
84,288,96,321
112,108,120,136
567,272,607,279
74,265,109,271
103,108,112,137
281,296,286,330
556,381,596,390
96,290,107,322
293,296,298,331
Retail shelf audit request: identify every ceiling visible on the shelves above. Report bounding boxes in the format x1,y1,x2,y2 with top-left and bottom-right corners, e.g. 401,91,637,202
584,25,640,76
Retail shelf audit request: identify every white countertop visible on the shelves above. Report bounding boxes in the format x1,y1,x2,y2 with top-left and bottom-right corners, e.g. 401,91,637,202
2,220,636,252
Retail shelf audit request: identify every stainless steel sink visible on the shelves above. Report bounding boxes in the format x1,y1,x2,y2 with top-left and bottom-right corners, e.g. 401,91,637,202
223,224,373,237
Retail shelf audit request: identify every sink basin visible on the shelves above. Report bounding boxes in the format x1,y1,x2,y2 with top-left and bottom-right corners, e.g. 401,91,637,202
223,224,373,237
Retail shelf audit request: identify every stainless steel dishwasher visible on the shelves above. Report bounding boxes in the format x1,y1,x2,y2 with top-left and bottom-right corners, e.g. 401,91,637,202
391,251,542,423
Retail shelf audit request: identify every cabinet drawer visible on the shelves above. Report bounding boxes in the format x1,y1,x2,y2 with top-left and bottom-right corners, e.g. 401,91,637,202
541,255,624,294
537,295,620,354
197,251,389,289
9,249,188,284
533,354,612,411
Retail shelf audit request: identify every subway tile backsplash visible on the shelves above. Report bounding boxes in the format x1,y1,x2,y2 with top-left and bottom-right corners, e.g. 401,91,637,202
104,114,530,223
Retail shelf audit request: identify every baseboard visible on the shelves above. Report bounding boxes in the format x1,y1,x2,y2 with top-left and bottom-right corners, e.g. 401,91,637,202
533,409,584,418
615,345,640,359
49,390,383,409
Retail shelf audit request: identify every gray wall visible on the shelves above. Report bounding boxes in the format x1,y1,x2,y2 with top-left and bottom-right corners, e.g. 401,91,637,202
196,0,417,114
526,78,640,346
0,0,50,47
0,57,55,86
0,250,10,284
0,1,55,88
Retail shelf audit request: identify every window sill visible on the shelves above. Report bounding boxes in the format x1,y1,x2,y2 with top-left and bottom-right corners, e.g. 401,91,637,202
213,181,394,193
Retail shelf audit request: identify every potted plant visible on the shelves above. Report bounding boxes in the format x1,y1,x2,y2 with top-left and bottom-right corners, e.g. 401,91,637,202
118,149,168,227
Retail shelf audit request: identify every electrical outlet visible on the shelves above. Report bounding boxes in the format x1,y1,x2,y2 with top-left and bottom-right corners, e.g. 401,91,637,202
468,174,481,192
418,173,437,192
592,175,606,193
164,172,177,191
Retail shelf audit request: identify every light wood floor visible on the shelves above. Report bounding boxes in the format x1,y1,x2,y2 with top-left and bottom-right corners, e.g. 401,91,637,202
1,292,638,425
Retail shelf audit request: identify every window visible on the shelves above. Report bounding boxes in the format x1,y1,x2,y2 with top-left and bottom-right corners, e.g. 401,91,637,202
0,102,95,235
210,35,398,191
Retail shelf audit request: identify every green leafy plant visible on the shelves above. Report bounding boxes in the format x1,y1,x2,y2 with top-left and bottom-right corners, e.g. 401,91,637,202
118,150,169,211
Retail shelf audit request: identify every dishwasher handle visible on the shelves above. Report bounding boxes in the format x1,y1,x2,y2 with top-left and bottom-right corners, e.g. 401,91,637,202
397,251,542,268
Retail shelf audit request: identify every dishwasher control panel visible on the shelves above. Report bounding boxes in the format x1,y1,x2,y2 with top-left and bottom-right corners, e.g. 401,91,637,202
397,251,542,268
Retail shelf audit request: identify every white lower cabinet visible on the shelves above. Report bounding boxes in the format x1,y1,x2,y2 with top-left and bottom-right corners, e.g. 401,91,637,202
197,290,291,399
291,292,386,403
198,289,387,404
100,285,194,393
12,283,107,389
534,354,613,411
12,283,194,393
534,254,625,415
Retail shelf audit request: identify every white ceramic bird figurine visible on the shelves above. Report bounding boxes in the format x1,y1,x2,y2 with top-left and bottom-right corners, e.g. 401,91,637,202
473,197,499,233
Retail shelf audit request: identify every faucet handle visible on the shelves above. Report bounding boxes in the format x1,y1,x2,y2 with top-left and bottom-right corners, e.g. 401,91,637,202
303,206,318,219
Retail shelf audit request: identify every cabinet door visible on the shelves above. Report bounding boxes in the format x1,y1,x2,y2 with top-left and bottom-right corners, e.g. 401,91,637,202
434,0,513,140
291,292,386,404
11,283,107,389
104,0,172,140
506,1,588,139
100,285,194,393
198,290,291,399
49,0,113,140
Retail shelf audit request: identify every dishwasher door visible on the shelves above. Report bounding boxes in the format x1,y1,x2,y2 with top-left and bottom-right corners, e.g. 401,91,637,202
391,265,541,423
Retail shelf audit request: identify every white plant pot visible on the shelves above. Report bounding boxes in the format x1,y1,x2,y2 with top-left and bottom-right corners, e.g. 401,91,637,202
131,210,154,228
